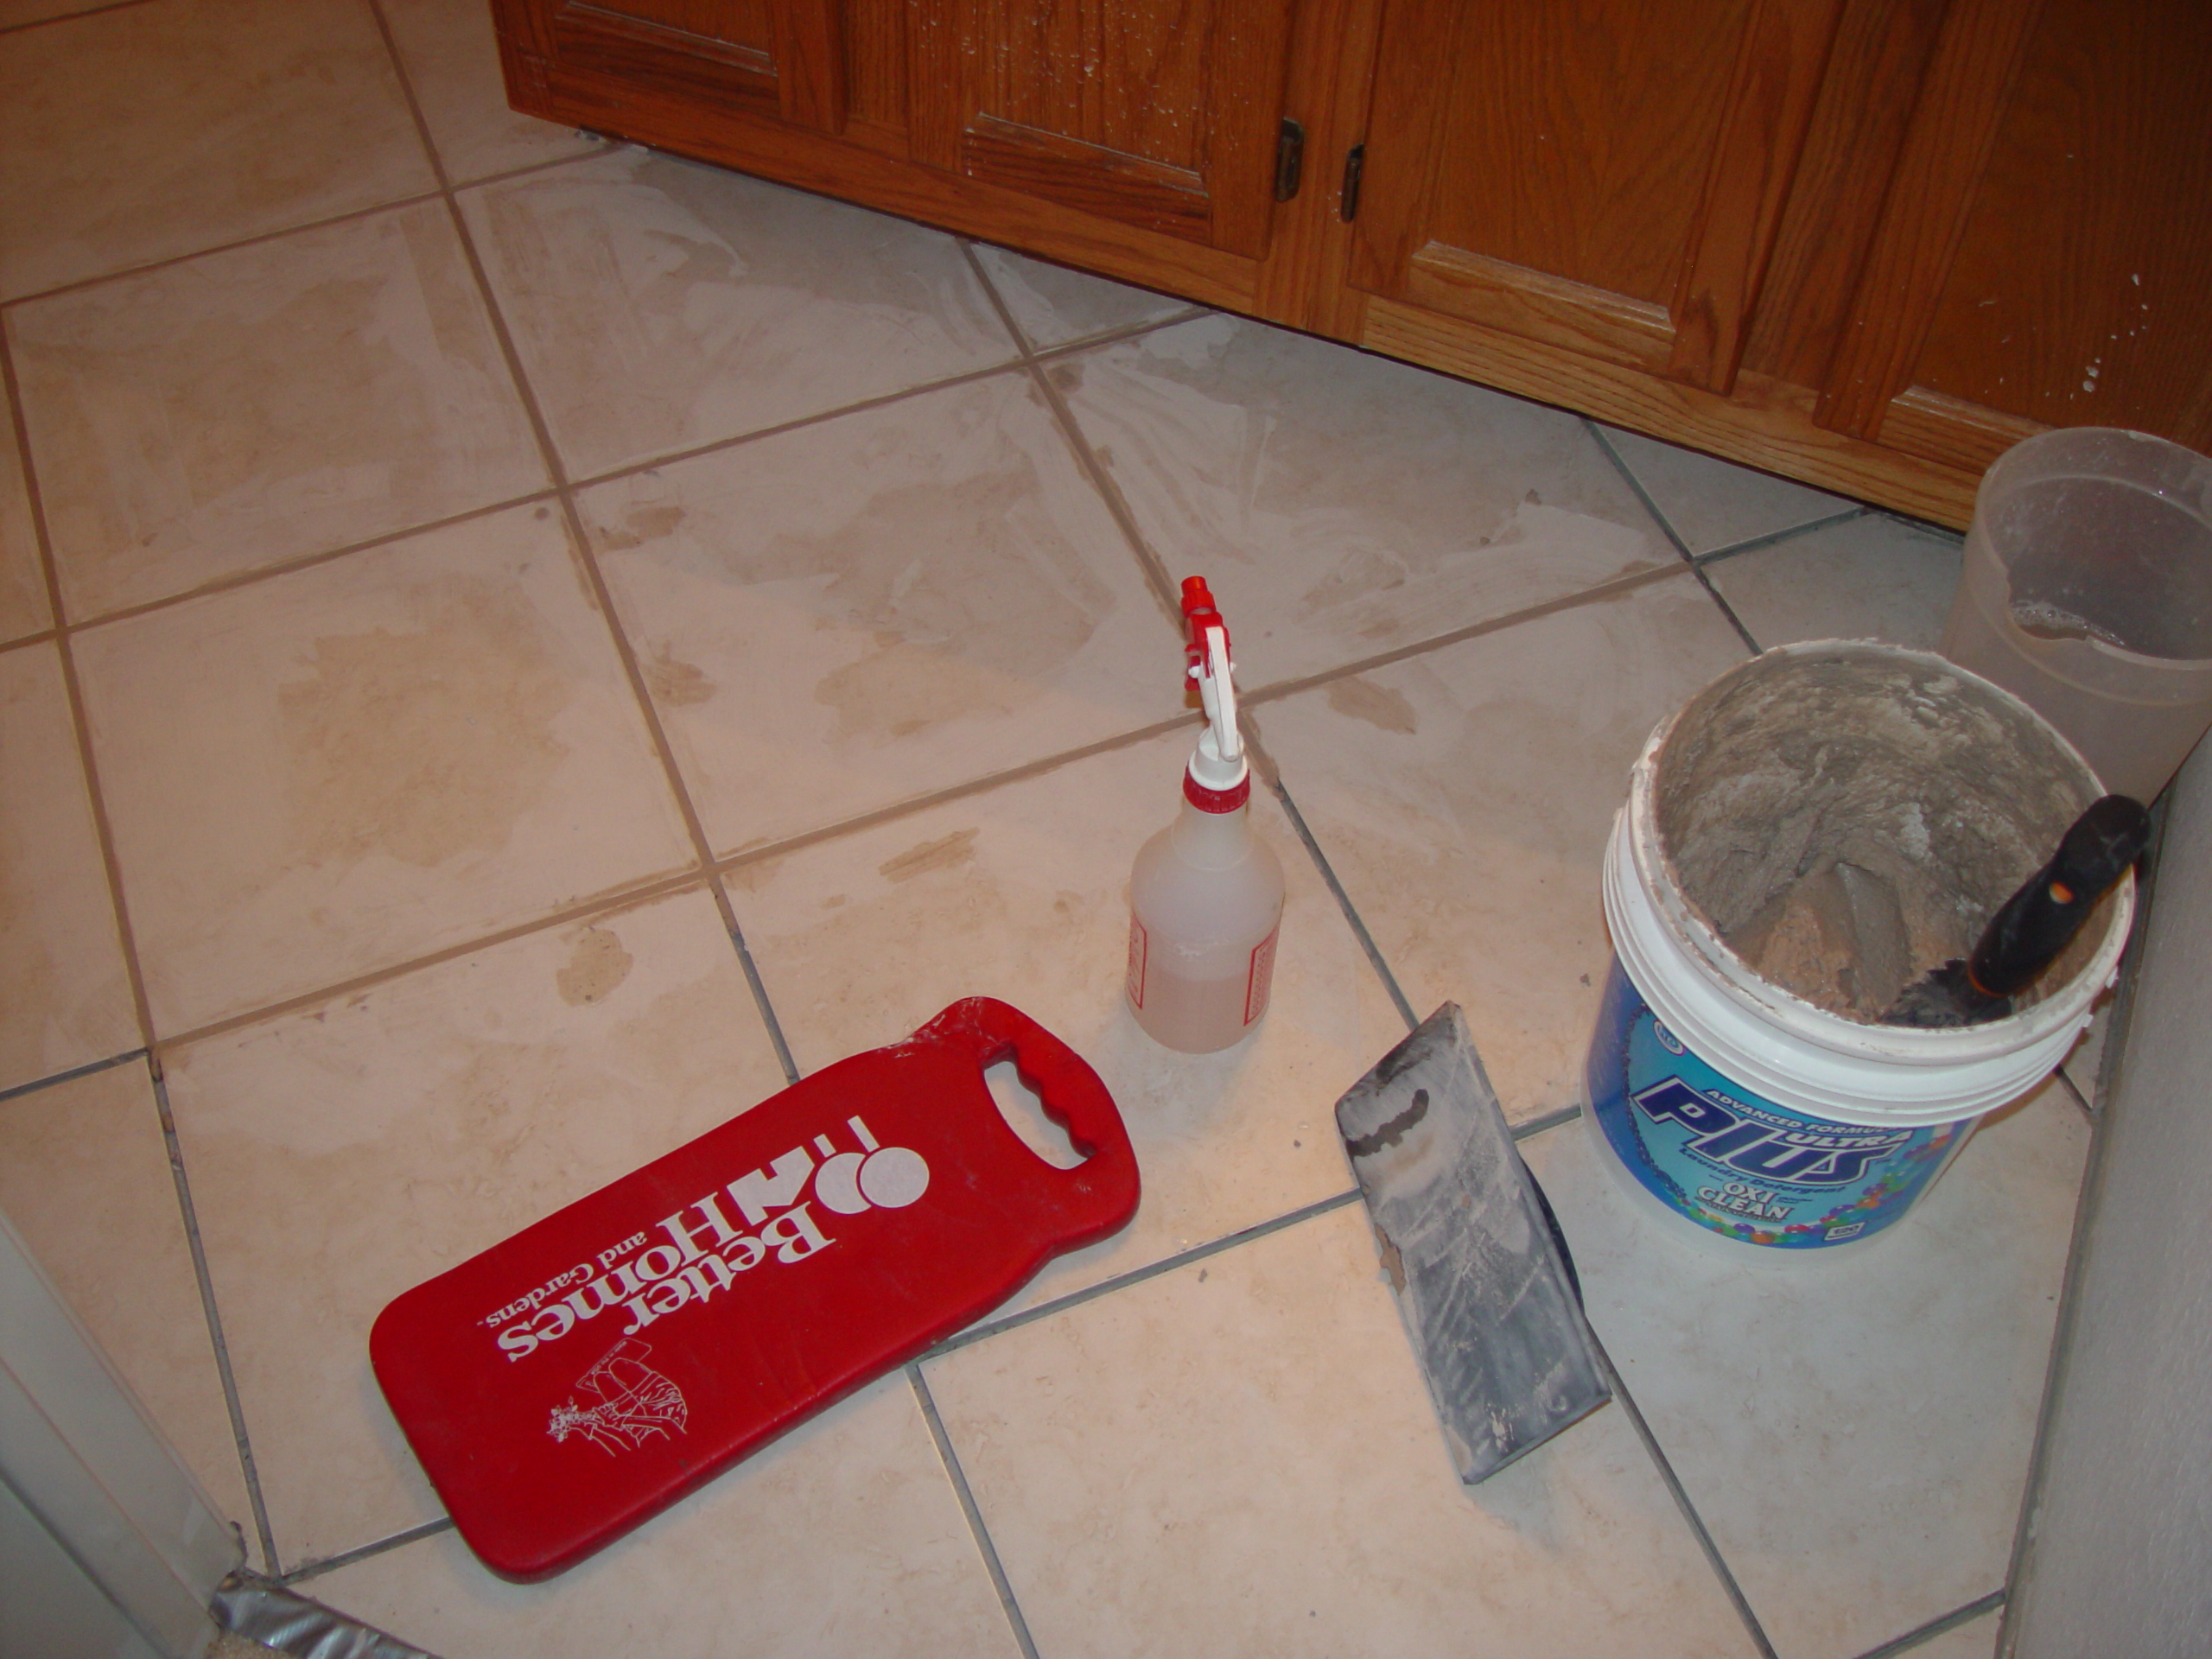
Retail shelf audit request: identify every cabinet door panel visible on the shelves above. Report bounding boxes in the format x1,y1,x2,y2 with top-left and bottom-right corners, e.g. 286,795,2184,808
1426,0,1748,308
1908,0,2212,449
909,0,1293,258
533,0,844,130
1355,0,1842,393
1821,0,2212,467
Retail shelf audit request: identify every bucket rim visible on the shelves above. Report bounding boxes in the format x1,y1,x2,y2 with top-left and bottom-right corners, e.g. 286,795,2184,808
1606,641,2131,1122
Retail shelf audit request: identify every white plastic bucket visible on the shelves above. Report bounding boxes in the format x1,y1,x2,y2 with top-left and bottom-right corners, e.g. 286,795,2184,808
1585,643,2133,1251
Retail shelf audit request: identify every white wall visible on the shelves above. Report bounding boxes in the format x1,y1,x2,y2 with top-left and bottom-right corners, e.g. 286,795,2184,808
2009,733,2212,1659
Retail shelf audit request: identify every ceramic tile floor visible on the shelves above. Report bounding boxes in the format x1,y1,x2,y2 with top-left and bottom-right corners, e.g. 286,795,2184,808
0,3,2110,1656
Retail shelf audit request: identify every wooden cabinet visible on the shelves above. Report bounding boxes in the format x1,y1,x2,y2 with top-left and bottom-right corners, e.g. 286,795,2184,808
491,0,2212,528
906,0,1294,262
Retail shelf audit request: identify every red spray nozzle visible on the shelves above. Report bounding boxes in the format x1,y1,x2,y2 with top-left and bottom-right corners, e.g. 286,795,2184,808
1180,576,1227,674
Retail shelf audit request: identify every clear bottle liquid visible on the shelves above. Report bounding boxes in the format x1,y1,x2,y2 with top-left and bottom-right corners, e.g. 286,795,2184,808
1127,785,1285,1052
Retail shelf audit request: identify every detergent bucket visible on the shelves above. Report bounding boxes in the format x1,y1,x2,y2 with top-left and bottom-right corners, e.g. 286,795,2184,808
1586,642,2132,1252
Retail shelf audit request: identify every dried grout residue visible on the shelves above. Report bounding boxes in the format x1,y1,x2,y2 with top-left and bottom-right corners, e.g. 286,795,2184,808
1654,645,2102,1022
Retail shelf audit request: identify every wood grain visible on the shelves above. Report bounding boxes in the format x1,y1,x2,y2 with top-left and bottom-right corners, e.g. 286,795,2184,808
1666,0,1847,392
506,49,1266,307
1909,0,2212,444
1817,0,2047,437
1423,0,1751,309
961,114,1213,245
1405,243,1677,372
1878,385,2043,474
1363,296,1983,525
771,0,845,133
1741,0,1948,389
906,0,1287,260
1249,0,1384,333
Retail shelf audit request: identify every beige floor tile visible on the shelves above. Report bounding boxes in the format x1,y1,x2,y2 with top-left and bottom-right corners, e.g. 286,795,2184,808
731,729,1408,1318
304,1371,1018,1657
1599,424,1857,556
162,888,792,1566
14,201,549,619
0,1060,257,1561
968,243,1193,351
923,1200,1763,1659
379,0,603,187
73,505,693,1037
0,399,48,643
1907,1610,2003,1658
1252,576,1749,1123
1056,315,1678,687
0,0,435,300
1526,1079,2088,1659
583,372,1182,855
1705,512,1964,653
460,149,1018,480
0,644,137,1091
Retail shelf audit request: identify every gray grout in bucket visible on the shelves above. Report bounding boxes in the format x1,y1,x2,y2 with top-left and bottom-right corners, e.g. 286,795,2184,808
1652,644,2108,1024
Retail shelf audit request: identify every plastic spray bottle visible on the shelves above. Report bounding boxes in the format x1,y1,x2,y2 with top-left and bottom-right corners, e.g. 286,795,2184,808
1126,577,1286,1052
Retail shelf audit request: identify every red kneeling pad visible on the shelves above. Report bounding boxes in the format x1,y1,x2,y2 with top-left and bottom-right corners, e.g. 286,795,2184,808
370,997,1140,1580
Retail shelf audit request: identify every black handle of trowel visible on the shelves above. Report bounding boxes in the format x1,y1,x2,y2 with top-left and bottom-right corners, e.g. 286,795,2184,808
1967,796,2149,998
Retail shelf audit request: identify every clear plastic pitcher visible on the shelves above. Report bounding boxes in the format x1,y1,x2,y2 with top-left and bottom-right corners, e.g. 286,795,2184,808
1937,422,2212,800
1940,427,2212,802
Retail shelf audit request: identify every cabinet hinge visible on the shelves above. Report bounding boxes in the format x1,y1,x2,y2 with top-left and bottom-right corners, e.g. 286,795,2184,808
1274,118,1305,202
1339,143,1364,222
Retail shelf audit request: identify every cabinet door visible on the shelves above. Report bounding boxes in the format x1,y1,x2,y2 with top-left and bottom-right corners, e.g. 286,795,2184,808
500,0,847,134
1821,0,2212,470
906,0,1295,260
1349,0,1846,394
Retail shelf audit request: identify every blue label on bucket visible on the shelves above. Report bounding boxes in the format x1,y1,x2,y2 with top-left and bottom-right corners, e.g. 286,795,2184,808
1585,962,1966,1249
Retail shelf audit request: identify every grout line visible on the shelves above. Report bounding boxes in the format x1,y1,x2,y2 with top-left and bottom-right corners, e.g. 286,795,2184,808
0,626,58,656
60,488,561,635
1585,1325,1781,1659
926,1188,1363,1361
363,0,451,191
713,713,1201,874
968,237,1185,630
957,236,1041,358
1259,763,1421,1032
1585,418,1696,562
2,311,163,1065
0,189,449,314
562,355,1028,493
1851,1589,2005,1659
1694,505,1870,568
1510,1101,1585,1142
132,703,1193,1064
439,144,618,198
149,1066,281,1573
0,1046,147,1104
1240,562,1692,709
715,874,800,1087
907,1364,1041,1659
1025,304,1214,365
0,0,162,35
278,1516,455,1587
143,702,1185,1061
0,0,160,32
1585,420,1764,656
1697,563,1764,655
1028,352,1185,621
399,18,814,1104
149,870,707,1055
